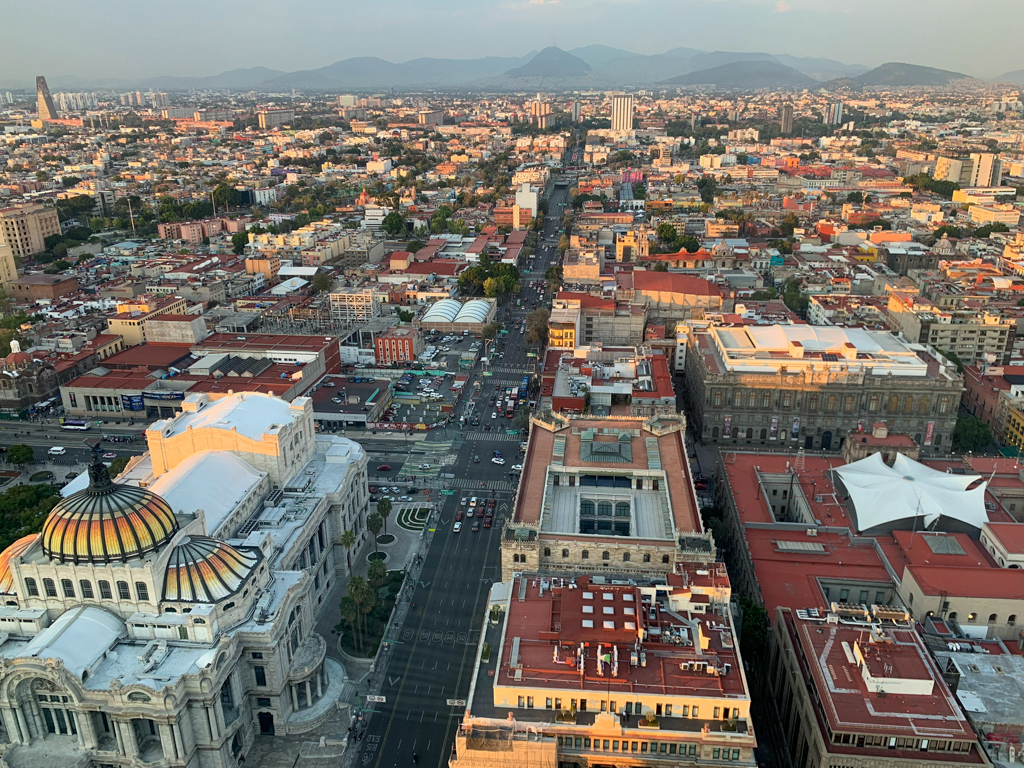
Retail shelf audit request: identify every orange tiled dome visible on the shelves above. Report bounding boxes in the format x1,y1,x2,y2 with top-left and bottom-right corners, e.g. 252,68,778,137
163,536,259,603
41,460,178,564
0,534,38,594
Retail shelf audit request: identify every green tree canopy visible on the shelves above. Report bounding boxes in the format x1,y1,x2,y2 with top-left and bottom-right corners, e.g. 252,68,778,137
953,416,991,454
381,210,405,237
7,444,33,466
311,273,334,293
231,231,249,255
0,483,59,551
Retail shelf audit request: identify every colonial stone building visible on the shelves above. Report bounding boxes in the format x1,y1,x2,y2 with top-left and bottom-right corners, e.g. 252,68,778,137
501,412,714,581
685,324,963,455
0,342,59,413
0,391,369,767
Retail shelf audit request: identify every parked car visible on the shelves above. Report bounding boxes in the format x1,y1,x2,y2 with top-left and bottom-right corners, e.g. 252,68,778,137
511,464,523,471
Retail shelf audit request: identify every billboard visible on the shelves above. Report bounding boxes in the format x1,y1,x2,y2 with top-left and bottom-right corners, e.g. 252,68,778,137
120,394,145,411
144,391,185,401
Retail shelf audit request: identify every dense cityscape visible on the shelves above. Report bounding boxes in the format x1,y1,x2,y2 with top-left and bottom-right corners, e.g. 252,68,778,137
1,16,1024,768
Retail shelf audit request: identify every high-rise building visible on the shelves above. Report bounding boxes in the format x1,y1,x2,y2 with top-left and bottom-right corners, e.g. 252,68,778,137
570,100,581,122
824,100,844,125
35,76,57,122
0,242,17,290
529,94,551,129
0,203,62,259
257,109,295,129
780,104,794,134
969,152,1003,187
610,92,634,132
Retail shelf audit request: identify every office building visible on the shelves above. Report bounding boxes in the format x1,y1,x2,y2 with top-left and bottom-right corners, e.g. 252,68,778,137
549,293,647,348
451,569,757,768
780,104,794,134
684,324,963,454
417,110,443,126
611,93,634,133
571,100,581,122
374,326,424,366
0,391,369,766
886,293,1013,365
257,109,295,130
824,100,844,125
501,412,712,581
35,76,57,122
0,242,16,290
0,203,62,259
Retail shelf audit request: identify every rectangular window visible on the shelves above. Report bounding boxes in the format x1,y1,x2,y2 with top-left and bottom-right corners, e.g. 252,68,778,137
733,749,741,760
254,666,267,687
545,698,552,709
714,748,721,759
257,697,271,707
116,581,130,600
251,652,264,659
135,582,149,601
518,696,525,708
99,581,112,600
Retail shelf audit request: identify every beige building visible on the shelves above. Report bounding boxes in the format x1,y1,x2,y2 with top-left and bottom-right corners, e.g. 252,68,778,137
562,249,603,283
549,293,647,349
0,203,61,259
106,296,189,347
614,226,650,263
0,242,17,290
886,293,1013,365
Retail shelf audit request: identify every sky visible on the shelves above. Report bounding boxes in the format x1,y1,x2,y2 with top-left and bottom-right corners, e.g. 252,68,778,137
2,0,1022,85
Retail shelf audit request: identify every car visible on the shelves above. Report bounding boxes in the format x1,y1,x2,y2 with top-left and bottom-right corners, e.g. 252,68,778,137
400,496,413,501
511,464,523,471
408,487,419,494
493,450,502,458
390,487,400,493
491,412,498,419
492,457,506,465
483,516,492,529
103,452,117,459
465,509,474,518
455,511,463,521
694,480,709,490
418,463,431,470
461,497,469,505
487,499,496,509
377,464,391,471
471,522,480,532
368,486,378,493
470,497,478,506
453,522,462,533
383,495,395,501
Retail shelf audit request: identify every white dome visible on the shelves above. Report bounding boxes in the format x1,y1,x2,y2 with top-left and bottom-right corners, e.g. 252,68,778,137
421,299,461,323
455,299,490,324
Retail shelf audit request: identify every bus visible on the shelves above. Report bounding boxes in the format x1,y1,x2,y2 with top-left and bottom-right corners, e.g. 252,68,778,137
505,400,514,418
520,377,529,399
61,419,91,431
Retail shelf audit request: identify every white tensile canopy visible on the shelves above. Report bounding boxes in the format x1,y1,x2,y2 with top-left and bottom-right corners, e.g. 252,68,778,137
834,452,989,532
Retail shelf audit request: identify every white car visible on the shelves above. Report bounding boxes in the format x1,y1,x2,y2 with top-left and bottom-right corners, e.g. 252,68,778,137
400,495,413,501
418,463,431,470
453,522,462,533
461,497,469,505
390,487,400,493
492,457,506,465
511,464,523,471
491,412,498,419
470,497,478,507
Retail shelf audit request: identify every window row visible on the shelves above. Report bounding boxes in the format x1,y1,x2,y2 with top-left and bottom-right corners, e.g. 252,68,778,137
580,501,631,517
710,390,950,416
556,735,739,761
539,548,669,564
26,577,148,602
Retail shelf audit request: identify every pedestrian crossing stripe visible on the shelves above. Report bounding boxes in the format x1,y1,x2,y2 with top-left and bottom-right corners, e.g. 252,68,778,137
464,433,521,442
450,478,517,491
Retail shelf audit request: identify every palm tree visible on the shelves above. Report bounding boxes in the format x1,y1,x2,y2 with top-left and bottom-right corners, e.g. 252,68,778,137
367,512,383,554
348,576,371,652
367,558,387,595
340,529,356,573
376,499,392,536
340,594,362,651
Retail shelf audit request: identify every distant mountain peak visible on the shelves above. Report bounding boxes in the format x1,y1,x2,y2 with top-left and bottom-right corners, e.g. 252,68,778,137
850,62,974,86
662,60,816,90
503,47,592,79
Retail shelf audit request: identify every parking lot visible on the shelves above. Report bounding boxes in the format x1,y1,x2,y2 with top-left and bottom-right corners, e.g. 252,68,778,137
417,330,483,372
387,371,466,429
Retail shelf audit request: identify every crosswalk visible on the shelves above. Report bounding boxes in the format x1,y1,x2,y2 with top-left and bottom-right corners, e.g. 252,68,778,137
465,432,522,443
488,366,533,375
450,478,518,491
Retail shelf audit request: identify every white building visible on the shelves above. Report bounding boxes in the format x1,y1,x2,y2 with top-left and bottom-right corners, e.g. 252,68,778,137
0,392,370,766
610,93,634,133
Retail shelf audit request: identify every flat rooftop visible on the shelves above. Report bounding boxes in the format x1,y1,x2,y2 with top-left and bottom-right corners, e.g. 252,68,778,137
516,415,700,538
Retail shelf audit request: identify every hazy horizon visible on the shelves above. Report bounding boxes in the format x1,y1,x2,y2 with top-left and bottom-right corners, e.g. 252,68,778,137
2,0,1022,85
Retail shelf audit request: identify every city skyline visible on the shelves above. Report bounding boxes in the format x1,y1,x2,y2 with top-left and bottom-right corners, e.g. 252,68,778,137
1,0,1023,84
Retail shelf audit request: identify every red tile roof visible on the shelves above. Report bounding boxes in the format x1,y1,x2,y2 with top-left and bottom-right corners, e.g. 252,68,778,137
632,271,722,297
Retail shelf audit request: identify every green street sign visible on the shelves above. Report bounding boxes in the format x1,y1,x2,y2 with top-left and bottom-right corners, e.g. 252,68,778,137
439,490,455,496
506,430,519,435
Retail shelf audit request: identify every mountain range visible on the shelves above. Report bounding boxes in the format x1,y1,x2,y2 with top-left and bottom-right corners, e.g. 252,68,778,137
6,47,1005,92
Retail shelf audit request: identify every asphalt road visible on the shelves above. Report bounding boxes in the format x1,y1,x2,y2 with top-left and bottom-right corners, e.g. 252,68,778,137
357,173,571,768
0,422,145,470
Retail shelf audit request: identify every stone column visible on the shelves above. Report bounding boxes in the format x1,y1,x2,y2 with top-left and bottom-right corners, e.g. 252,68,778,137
159,723,175,760
79,710,98,749
122,719,140,759
206,705,219,741
13,704,28,743
73,712,85,748
172,722,185,759
316,667,323,699
113,716,125,755
290,684,298,712
305,680,312,709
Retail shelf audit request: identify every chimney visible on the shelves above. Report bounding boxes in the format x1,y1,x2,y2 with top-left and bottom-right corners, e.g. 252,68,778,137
841,342,858,361
789,340,804,359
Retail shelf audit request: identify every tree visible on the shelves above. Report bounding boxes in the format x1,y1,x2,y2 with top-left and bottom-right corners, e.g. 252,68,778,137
381,210,405,237
846,191,864,204
340,529,356,573
311,273,334,293
513,409,531,433
656,222,677,242
108,456,130,477
367,511,383,553
0,483,59,551
483,277,503,298
525,308,550,346
231,231,248,255
557,235,569,255
397,309,415,322
367,558,387,595
973,222,1010,238
652,262,669,272
481,322,503,341
781,277,808,315
677,235,701,254
7,444,33,467
933,225,963,240
939,349,965,374
376,498,392,536
953,416,992,454
340,594,363,651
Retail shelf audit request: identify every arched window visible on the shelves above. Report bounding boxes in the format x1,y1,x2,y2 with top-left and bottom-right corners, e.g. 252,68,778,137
135,582,149,601
602,551,610,561
562,549,569,558
597,502,612,516
25,577,38,597
164,607,177,613
888,395,900,413
825,395,837,413
745,428,753,439
760,429,767,440
903,395,914,414
99,580,112,600
580,500,595,516
988,613,998,624
731,427,738,439
615,502,630,517
918,396,930,413
623,552,630,562
116,581,130,600
662,555,670,564
948,612,958,621
581,550,589,559
643,554,651,563
43,578,57,598
60,579,75,598
79,580,94,599
1009,615,1017,626
543,547,551,557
